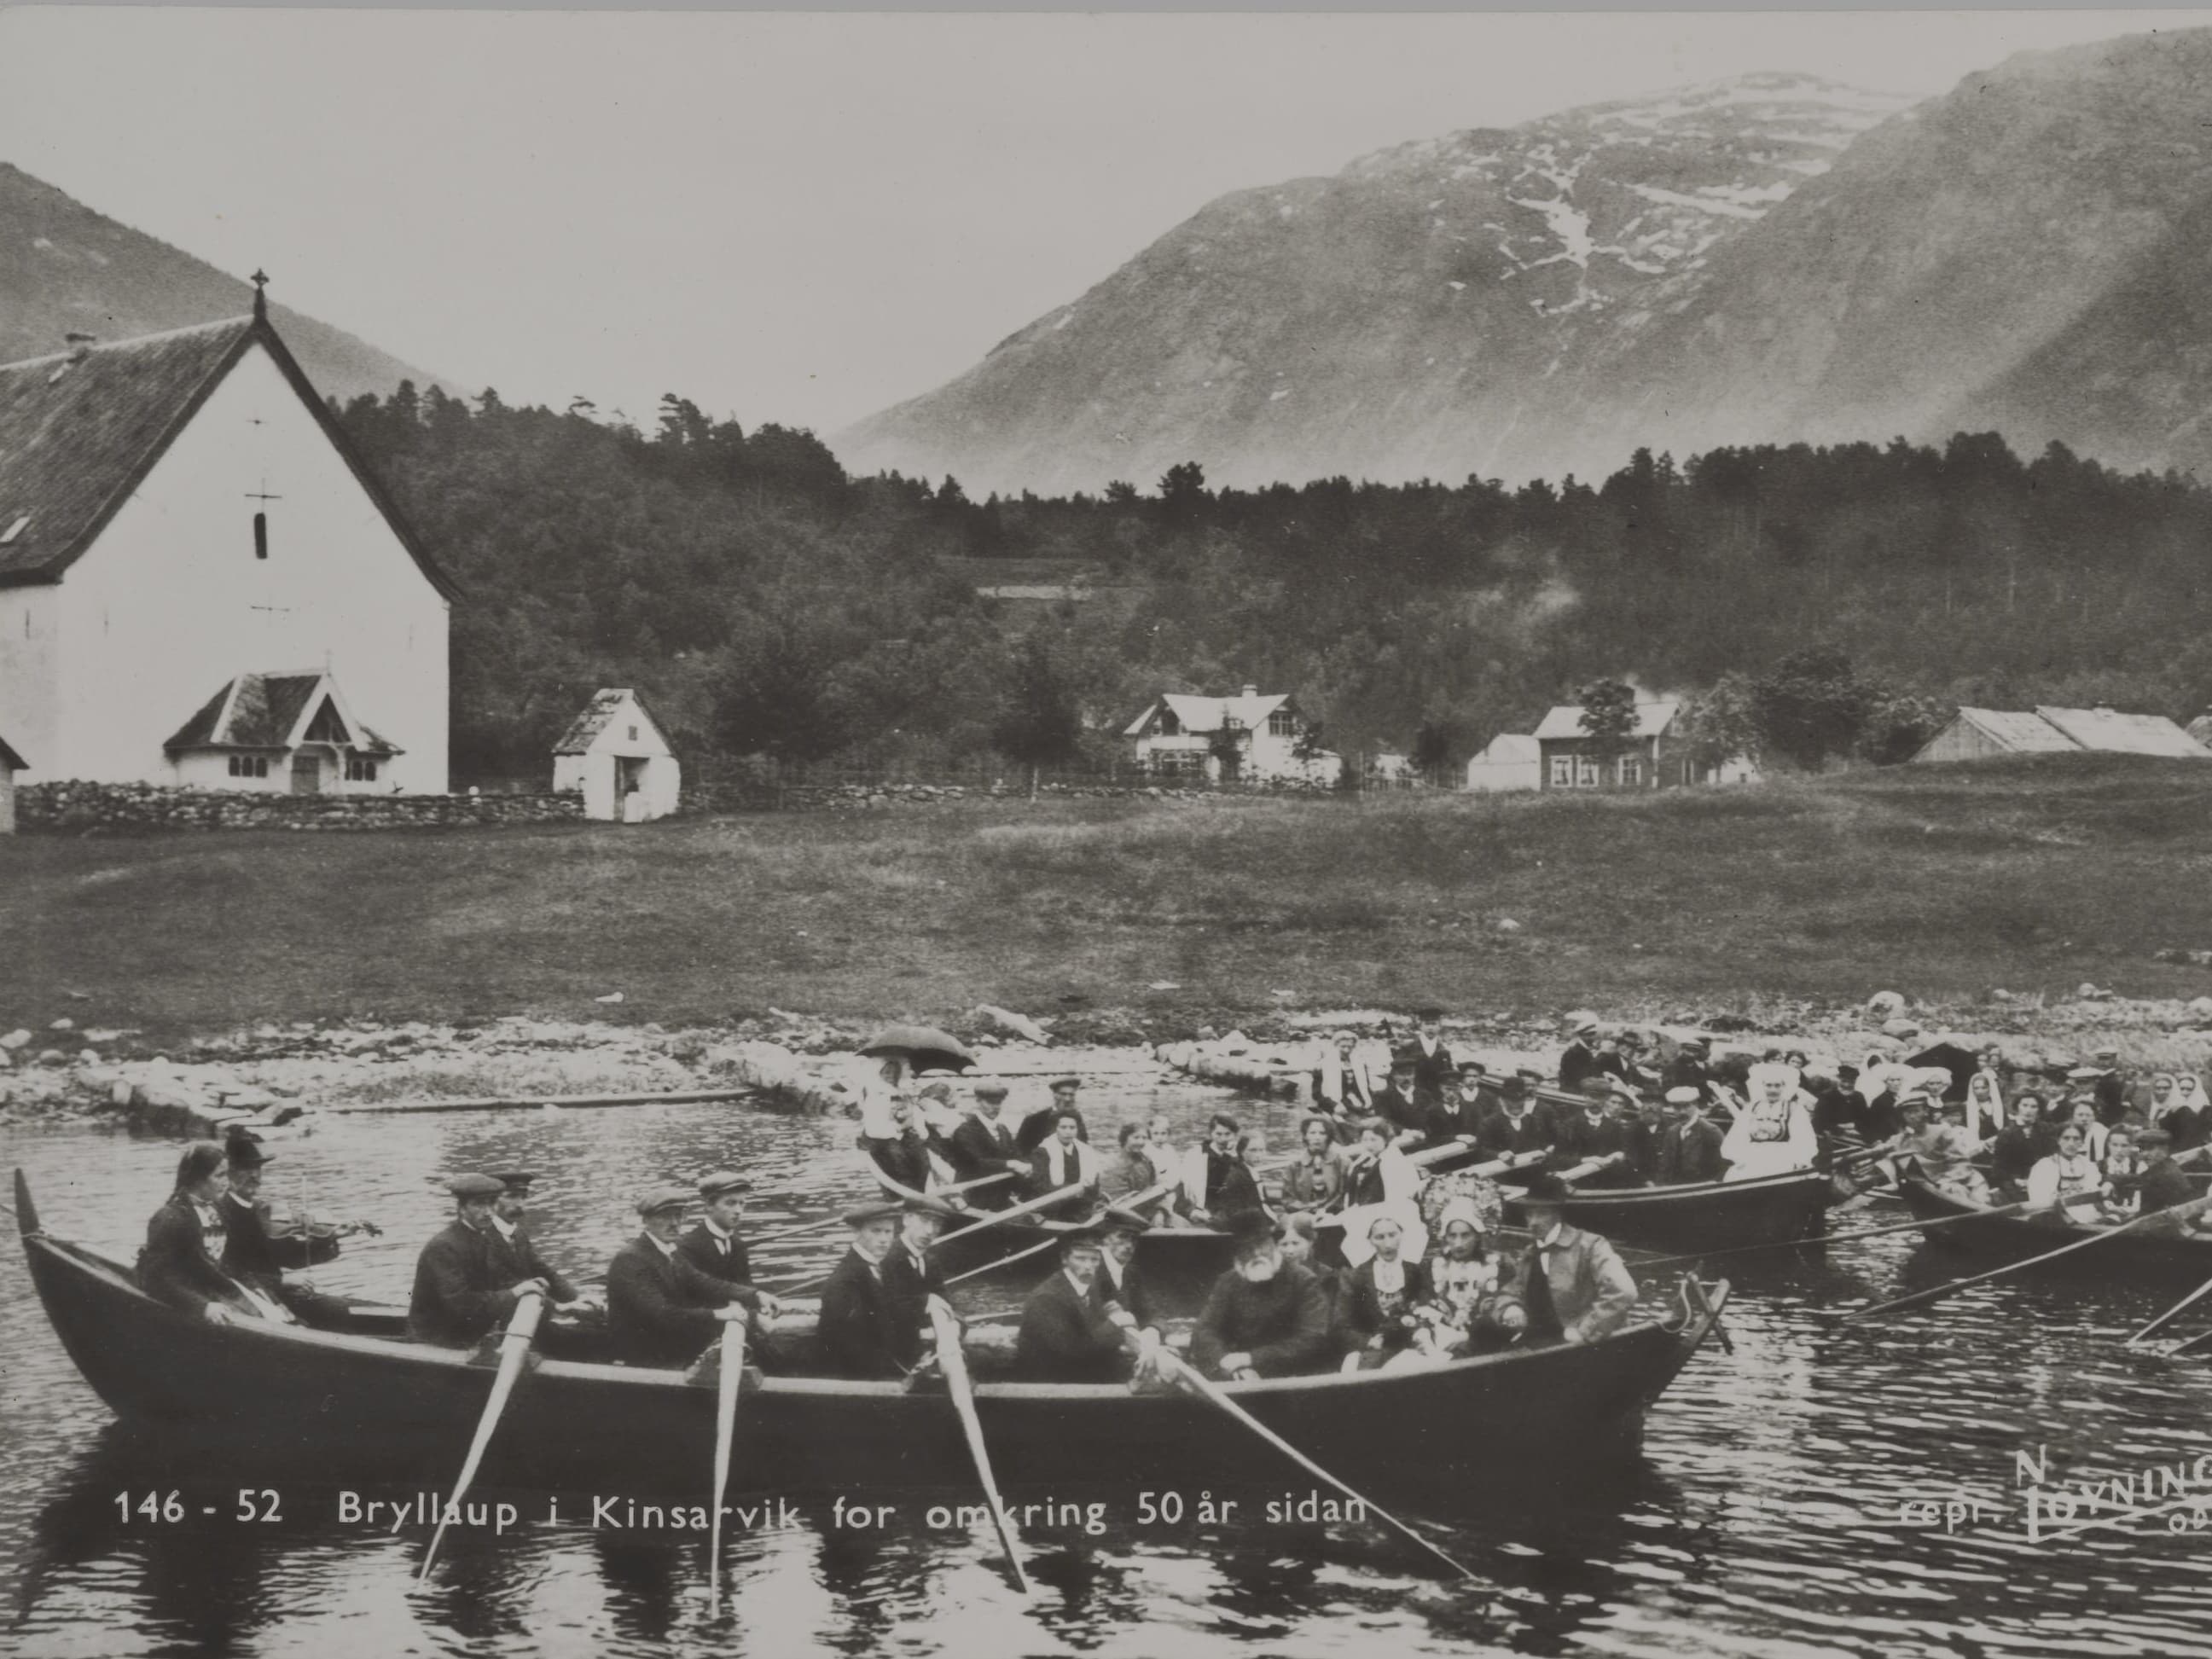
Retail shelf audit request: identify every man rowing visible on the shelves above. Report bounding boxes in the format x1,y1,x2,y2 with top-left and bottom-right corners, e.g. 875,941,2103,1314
1553,1081,1636,1187
817,1200,921,1379
1657,1088,1725,1184
487,1169,589,1309
2118,1128,2212,1235
1190,1212,1333,1381
1474,1076,1554,1174
1511,1175,1638,1346
944,1080,1029,1209
1013,1224,1141,1383
605,1188,751,1367
408,1173,554,1347
881,1197,958,1371
678,1170,781,1318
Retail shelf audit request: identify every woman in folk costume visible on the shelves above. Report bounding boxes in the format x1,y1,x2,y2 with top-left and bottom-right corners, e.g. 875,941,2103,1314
2166,1073,2212,1151
1960,1069,2006,1146
1719,1063,1820,1180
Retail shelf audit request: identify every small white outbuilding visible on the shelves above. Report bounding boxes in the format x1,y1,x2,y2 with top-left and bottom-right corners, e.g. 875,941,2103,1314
552,689,681,822
1463,733,1541,792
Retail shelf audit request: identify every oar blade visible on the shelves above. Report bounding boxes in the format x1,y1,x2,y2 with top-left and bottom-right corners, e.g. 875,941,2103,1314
418,1291,544,1583
708,1316,747,1614
928,1296,1031,1596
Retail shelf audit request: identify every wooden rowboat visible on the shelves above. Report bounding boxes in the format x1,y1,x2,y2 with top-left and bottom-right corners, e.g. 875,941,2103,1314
15,1170,1730,1492
868,1167,1240,1298
1895,1178,2212,1282
1501,1168,1835,1255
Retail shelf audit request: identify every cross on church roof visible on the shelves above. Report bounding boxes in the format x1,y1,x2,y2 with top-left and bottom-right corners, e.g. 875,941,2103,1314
251,270,270,322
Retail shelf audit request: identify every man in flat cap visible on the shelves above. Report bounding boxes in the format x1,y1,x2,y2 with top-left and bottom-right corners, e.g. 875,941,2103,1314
1554,1078,1636,1187
487,1170,586,1309
409,1174,553,1348
605,1188,750,1367
1018,1076,1090,1156
1657,1088,1726,1185
881,1196,960,1370
678,1171,781,1318
817,1200,915,1379
1408,1007,1455,1116
1661,1037,1712,1104
946,1081,1029,1210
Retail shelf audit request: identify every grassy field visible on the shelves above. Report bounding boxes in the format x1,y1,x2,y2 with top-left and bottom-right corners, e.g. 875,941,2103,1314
3,753,2210,1043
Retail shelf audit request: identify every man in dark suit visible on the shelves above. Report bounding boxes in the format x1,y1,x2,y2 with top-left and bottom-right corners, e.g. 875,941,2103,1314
880,1198,957,1371
1014,1227,1136,1382
1623,1093,1669,1185
676,1170,780,1317
606,1189,749,1367
1657,1088,1727,1185
409,1173,546,1347
487,1169,586,1308
1369,1053,1430,1149
1553,1082,1635,1186
1191,1113,1266,1227
946,1082,1031,1209
1662,1039,1713,1103
1422,1070,1488,1149
816,1201,912,1379
1017,1077,1090,1154
1409,1007,1454,1115
1474,1077,1556,1175
1811,1065,1872,1146
1512,1175,1639,1345
218,1131,341,1305
1093,1215,1159,1338
1558,1018,1601,1091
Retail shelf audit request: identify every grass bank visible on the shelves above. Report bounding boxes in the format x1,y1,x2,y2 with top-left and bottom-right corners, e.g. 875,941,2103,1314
3,753,2209,1042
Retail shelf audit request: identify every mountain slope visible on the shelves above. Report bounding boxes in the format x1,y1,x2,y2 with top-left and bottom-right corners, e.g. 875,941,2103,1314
834,73,1911,494
0,163,449,403
841,32,2212,495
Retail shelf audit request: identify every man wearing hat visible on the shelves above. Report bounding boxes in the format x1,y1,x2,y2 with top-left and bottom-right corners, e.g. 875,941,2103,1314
817,1200,914,1379
487,1171,583,1308
1190,1212,1333,1381
1810,1064,1872,1147
2091,1049,2131,1128
881,1197,960,1370
1623,1092,1669,1185
1094,1212,1160,1339
2119,1129,2212,1234
1558,1018,1601,1092
678,1173,781,1318
1474,1076,1556,1174
1408,1007,1455,1116
409,1174,552,1348
1512,1175,1638,1345
946,1082,1029,1210
1554,1079,1635,1188
606,1188,750,1368
1013,1223,1141,1383
1017,1076,1089,1156
1656,1088,1725,1185
1661,1038,1712,1104
218,1129,341,1303
1369,1053,1429,1149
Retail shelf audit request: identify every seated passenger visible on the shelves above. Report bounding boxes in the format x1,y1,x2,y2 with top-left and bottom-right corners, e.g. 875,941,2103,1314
1341,1211,1429,1369
605,1188,748,1367
1013,1227,1138,1383
859,1095,936,1192
141,1140,249,1324
1190,1213,1332,1381
1277,1115,1349,1215
1887,1094,1988,1204
1510,1175,1638,1345
1028,1109,1106,1210
2025,1124,2113,1225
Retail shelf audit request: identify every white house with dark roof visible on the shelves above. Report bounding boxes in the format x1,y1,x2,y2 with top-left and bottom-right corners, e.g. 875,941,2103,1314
1531,697,1757,790
1121,684,1338,783
0,285,454,794
552,688,680,821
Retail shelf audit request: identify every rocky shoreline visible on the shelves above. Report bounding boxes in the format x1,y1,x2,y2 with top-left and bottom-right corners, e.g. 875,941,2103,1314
6,982,2212,1138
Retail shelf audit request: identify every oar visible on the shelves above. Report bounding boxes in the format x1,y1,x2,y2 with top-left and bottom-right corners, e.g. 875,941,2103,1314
2128,1269,2212,1347
1101,1177,1180,1226
745,1175,1015,1249
706,1315,747,1615
1841,1200,2152,1322
946,1236,1058,1286
419,1290,544,1581
770,1182,1089,1296
1551,1152,1627,1186
927,1295,1030,1595
1637,1194,2056,1268
1157,1349,1476,1581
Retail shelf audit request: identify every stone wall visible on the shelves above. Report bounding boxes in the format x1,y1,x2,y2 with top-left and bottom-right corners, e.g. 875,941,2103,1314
17,780,586,833
679,777,1351,814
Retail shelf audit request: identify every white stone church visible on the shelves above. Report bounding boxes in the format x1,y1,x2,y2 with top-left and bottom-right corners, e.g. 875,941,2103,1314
0,285,453,794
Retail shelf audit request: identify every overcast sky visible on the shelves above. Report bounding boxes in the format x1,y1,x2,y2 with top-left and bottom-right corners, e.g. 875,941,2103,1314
0,9,2197,436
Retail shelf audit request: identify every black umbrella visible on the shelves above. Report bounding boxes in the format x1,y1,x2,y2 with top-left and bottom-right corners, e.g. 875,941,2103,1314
859,1024,976,1075
1907,1041,1979,1102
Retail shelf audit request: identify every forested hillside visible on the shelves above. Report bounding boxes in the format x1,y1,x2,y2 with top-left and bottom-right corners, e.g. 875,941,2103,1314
334,386,2212,781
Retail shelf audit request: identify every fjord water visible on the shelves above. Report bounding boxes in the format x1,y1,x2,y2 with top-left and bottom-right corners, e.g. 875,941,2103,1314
5,1086,2212,1659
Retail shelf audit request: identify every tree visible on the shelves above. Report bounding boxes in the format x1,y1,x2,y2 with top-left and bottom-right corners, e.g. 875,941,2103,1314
1750,646,1872,769
1158,461,1210,528
1680,672,1763,770
1577,679,1640,783
993,635,1085,797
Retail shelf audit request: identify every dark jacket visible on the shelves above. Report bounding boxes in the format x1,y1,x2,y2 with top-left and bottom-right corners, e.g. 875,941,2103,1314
1988,1126,2041,1193
1341,1153,1389,1209
1661,1055,1710,1100
880,1243,949,1371
408,1218,523,1347
861,1130,933,1192
140,1193,241,1318
1657,1120,1726,1186
1553,1111,1634,1185
1370,1085,1427,1140
2127,1157,2201,1215
1278,1151,1347,1213
218,1192,340,1295
1410,1040,1455,1111
606,1234,735,1367
1013,1267,1129,1383
1341,1256,1429,1350
1558,1041,1599,1091
2158,1104,2208,1154
2094,1073,2128,1127
1811,1087,1872,1144
1512,1225,1639,1343
676,1221,762,1308
947,1115,1028,1208
1091,1256,1156,1332
1190,1262,1333,1378
817,1248,907,1379
1422,1096,1487,1147
1624,1117,1669,1184
1475,1108,1556,1164
487,1221,578,1304
1201,1151,1265,1221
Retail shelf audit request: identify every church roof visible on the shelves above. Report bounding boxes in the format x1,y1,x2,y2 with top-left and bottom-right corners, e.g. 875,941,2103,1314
0,730,24,772
164,671,400,757
0,312,457,598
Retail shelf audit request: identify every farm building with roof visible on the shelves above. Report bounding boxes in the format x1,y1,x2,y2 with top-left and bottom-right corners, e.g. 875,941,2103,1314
1909,706,2210,763
1122,685,1338,784
0,286,453,794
